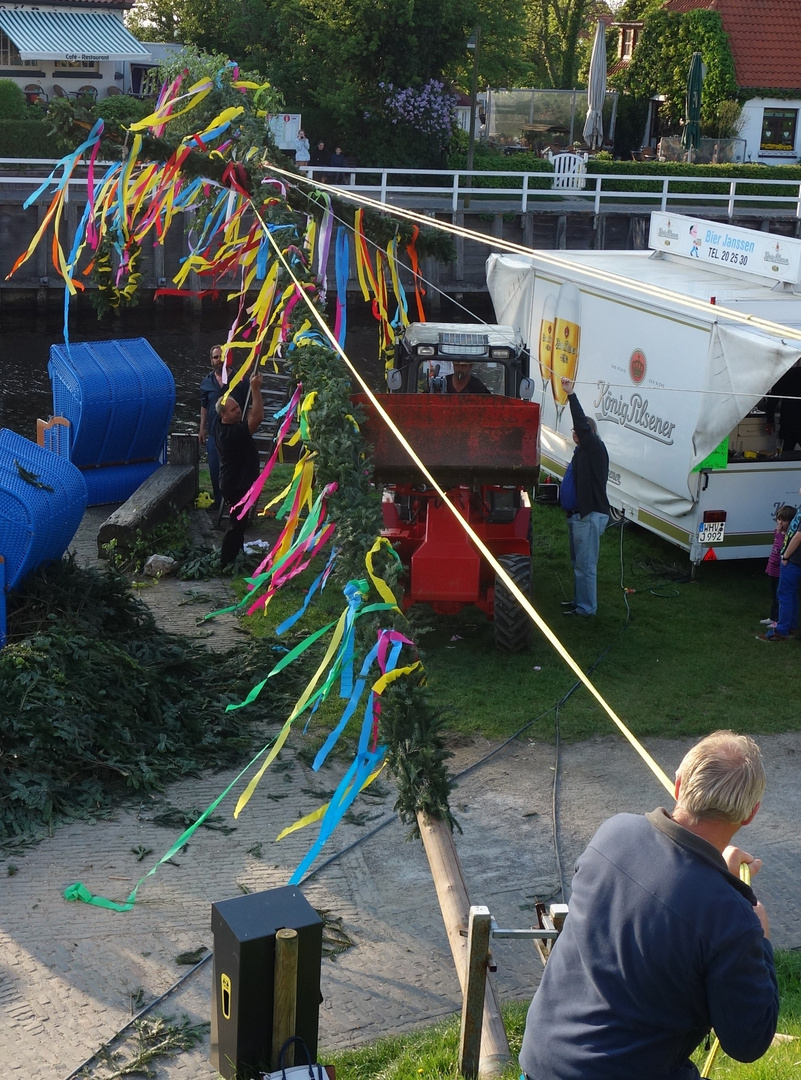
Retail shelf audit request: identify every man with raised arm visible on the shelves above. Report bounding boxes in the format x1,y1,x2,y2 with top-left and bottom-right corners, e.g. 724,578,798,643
560,375,610,616
520,730,778,1080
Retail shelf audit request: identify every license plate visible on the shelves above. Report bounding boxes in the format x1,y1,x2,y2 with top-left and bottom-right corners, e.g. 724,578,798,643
698,521,725,544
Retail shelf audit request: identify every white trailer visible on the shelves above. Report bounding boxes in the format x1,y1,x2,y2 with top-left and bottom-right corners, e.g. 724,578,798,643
486,212,801,563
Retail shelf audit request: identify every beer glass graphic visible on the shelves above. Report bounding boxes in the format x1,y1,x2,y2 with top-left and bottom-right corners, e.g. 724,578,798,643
538,294,556,393
550,282,582,423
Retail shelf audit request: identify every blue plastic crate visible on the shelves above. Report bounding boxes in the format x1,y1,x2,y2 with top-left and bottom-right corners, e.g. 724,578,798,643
0,428,87,592
49,338,175,469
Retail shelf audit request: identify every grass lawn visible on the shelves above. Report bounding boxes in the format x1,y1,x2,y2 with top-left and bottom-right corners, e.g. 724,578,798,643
323,951,801,1079
235,494,796,748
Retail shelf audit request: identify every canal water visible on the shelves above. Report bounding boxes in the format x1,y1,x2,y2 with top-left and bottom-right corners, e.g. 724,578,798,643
0,293,495,440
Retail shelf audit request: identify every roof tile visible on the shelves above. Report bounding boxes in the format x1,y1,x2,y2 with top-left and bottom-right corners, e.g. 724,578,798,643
661,0,801,89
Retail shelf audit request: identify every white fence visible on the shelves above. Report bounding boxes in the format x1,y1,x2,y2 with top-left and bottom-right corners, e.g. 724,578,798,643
304,165,801,219
1,160,800,220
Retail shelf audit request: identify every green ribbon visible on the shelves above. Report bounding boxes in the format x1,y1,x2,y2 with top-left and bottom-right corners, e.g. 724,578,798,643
63,734,279,912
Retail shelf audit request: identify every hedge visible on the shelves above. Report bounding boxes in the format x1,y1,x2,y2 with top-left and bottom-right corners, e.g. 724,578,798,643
447,150,801,200
0,118,54,158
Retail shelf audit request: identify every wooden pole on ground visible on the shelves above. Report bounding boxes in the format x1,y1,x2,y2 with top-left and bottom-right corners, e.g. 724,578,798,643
271,927,298,1069
417,813,511,1078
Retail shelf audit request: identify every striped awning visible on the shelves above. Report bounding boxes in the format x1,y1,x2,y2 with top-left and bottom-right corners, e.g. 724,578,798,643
0,9,151,62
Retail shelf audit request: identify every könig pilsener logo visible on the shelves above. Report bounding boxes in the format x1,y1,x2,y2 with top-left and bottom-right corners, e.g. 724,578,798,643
629,349,646,384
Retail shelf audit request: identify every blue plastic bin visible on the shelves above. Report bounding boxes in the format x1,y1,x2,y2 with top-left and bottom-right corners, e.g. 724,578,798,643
48,337,175,505
0,428,87,592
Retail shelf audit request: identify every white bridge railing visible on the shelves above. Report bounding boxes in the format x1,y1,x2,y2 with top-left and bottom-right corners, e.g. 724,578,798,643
303,165,801,219
0,160,799,219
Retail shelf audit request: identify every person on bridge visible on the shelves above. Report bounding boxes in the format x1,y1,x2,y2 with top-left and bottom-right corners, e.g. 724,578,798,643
215,369,264,568
519,729,778,1080
445,361,490,394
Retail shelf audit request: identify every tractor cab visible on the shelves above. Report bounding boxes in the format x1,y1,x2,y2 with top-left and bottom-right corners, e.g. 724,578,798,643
387,322,535,400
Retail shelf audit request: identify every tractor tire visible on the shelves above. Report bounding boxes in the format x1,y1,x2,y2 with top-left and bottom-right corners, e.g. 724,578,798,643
494,553,532,654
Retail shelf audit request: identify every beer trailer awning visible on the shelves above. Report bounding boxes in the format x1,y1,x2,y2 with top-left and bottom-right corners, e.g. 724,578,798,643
0,9,151,62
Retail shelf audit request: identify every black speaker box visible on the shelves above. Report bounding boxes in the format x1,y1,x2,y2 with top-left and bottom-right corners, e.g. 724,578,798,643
210,885,323,1079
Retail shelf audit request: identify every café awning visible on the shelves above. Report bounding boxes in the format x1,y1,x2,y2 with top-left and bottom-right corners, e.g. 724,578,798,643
0,9,151,62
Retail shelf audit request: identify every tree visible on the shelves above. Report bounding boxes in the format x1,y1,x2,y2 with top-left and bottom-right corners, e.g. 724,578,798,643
611,9,737,131
526,0,597,89
129,0,533,165
125,0,190,41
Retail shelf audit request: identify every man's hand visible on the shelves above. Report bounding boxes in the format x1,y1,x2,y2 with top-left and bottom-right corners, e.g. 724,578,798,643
723,845,763,878
250,371,263,389
561,377,575,395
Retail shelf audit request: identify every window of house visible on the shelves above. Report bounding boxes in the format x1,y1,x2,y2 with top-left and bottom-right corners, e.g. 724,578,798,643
760,108,798,153
621,28,637,60
0,31,24,66
55,59,98,71
0,32,40,67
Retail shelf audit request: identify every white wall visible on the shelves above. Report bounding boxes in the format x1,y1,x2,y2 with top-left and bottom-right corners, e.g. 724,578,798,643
740,97,801,163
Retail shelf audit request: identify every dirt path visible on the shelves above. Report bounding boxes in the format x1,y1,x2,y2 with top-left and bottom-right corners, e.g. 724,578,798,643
3,510,800,1079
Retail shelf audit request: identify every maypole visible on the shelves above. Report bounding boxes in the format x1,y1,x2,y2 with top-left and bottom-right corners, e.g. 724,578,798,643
14,52,510,1076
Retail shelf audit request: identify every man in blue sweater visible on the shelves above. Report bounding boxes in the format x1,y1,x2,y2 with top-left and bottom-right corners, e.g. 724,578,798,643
560,376,610,616
520,730,778,1080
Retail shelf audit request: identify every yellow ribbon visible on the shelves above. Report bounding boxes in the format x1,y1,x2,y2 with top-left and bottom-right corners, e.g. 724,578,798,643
365,537,399,607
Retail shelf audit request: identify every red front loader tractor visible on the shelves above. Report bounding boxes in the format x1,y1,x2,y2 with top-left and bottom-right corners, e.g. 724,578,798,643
355,322,540,652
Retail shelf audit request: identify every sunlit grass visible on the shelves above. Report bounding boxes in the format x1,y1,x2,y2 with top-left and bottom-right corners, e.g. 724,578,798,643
324,951,801,1079
230,497,797,745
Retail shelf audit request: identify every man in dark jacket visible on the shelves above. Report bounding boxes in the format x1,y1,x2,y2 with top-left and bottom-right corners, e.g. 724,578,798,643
520,730,778,1080
764,362,801,453
215,369,263,567
561,376,610,615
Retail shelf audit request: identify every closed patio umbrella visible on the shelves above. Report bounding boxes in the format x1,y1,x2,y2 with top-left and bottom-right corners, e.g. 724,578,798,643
583,20,607,151
681,51,703,156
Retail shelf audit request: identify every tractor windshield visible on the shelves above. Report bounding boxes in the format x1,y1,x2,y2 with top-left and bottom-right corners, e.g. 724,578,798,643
415,360,506,395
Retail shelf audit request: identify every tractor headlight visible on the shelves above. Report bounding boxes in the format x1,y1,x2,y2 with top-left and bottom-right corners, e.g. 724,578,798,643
490,346,513,358
416,345,436,356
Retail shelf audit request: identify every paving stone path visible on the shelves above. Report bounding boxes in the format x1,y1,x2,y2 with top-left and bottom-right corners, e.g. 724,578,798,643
4,508,801,1079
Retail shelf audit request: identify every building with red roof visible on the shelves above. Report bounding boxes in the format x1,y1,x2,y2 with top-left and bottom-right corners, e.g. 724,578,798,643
618,0,800,162
660,0,801,162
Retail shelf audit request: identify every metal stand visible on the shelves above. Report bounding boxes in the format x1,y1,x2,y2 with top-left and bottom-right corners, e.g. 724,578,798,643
458,903,568,1079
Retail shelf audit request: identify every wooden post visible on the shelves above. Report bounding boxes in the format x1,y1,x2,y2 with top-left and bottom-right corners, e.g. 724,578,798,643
271,927,298,1069
459,906,492,1079
169,432,199,495
417,813,510,1078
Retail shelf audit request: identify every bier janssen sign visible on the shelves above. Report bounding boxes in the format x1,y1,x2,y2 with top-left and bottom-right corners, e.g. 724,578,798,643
648,211,801,286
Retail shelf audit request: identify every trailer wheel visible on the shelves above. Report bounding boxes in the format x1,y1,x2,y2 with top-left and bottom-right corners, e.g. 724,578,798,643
494,554,532,654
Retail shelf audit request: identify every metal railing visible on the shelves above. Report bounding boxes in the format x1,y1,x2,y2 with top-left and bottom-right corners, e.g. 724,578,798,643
304,165,801,218
1,160,800,219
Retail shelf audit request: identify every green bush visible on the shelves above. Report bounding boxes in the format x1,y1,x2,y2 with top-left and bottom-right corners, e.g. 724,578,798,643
0,78,26,120
447,147,553,190
96,93,153,128
0,118,53,157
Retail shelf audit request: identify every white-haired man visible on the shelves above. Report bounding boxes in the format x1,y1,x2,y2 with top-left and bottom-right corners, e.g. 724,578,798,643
520,730,778,1080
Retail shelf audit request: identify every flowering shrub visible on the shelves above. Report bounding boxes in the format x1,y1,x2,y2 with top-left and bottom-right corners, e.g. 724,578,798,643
378,79,457,148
